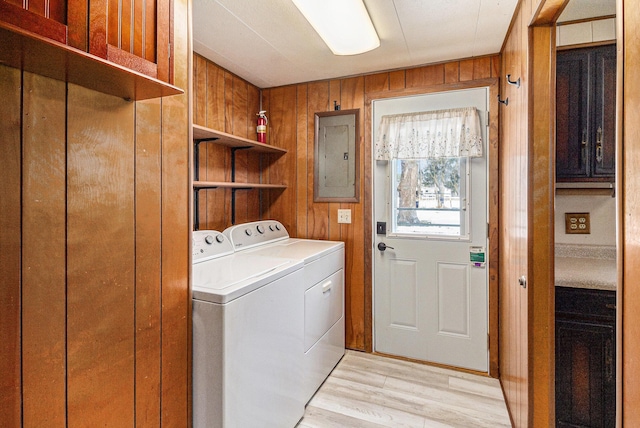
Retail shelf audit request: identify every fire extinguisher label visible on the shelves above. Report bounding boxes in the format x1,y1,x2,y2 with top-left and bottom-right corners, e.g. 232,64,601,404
257,125,266,133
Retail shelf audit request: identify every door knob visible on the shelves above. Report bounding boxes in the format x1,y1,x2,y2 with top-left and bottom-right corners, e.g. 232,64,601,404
377,242,394,251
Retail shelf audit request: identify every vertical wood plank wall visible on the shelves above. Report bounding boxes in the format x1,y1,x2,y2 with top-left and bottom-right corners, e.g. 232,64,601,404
499,1,531,427
0,0,190,423
499,0,567,426
192,53,262,230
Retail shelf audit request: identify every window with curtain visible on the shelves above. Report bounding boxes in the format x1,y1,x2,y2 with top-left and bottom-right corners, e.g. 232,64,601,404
375,107,482,238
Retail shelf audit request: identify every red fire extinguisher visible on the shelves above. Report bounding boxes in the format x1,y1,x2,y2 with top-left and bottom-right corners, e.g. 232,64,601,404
257,110,268,144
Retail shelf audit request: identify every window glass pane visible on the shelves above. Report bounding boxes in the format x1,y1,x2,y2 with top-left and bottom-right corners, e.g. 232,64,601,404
391,158,468,238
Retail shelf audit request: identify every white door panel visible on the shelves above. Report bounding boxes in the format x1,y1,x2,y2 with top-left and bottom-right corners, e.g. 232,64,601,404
373,88,489,372
437,262,469,336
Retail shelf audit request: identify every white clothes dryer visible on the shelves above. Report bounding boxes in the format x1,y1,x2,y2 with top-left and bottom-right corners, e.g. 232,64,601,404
192,230,305,428
223,220,345,403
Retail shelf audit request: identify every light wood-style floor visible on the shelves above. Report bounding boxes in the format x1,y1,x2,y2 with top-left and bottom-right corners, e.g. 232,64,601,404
297,350,512,428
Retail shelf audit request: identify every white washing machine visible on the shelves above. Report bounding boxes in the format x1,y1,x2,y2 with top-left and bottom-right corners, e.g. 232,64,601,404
223,220,345,403
192,230,305,428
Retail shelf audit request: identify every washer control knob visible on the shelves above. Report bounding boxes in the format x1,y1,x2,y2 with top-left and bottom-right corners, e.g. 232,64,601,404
245,228,253,236
269,225,275,231
204,235,215,245
275,224,281,231
215,234,225,243
257,225,265,234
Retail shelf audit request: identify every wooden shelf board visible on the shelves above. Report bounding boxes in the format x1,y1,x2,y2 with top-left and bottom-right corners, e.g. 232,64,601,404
193,124,287,154
0,22,183,100
193,181,287,190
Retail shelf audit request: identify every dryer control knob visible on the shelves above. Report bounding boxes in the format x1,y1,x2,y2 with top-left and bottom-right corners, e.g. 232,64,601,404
269,225,275,231
275,224,281,231
215,235,225,243
257,225,265,234
205,235,215,245
245,229,253,236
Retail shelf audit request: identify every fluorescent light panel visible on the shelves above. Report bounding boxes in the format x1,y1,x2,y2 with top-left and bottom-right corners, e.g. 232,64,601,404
292,0,380,56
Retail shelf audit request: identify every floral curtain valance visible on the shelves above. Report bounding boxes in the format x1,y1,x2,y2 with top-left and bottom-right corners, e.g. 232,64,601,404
374,107,483,160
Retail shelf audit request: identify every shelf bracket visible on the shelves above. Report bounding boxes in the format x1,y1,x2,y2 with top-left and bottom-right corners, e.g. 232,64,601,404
230,146,253,225
231,187,253,225
194,188,200,231
193,137,219,182
230,146,252,182
193,137,220,230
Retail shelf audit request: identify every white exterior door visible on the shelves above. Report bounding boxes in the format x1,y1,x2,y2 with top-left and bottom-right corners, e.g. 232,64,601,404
373,88,489,372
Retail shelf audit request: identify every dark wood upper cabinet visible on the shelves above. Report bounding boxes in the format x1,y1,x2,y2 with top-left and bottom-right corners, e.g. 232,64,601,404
556,45,616,182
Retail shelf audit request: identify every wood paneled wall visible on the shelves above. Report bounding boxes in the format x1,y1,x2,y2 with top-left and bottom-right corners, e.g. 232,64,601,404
262,56,501,351
499,2,531,426
193,53,262,230
0,0,190,424
499,0,576,426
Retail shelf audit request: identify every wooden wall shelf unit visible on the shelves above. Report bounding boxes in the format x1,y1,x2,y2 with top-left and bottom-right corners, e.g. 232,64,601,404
192,124,287,228
0,22,183,101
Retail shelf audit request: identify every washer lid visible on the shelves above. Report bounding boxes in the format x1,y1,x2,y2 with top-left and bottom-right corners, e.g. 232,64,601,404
245,239,344,264
192,253,302,304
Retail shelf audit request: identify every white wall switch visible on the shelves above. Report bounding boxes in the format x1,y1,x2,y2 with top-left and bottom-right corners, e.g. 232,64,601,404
337,209,351,224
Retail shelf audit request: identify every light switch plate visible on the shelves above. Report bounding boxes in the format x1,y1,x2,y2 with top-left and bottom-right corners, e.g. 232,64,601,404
565,212,590,234
337,209,351,224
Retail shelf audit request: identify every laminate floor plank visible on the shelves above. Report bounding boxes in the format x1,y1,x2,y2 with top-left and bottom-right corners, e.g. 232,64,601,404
298,350,512,428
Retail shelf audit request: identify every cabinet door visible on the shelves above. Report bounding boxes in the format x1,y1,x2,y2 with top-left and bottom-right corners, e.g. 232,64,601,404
68,0,173,83
592,45,616,178
0,0,67,43
556,50,590,180
556,319,615,428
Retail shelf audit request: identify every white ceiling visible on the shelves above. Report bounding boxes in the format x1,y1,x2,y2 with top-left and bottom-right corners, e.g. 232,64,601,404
192,0,615,89
193,0,520,88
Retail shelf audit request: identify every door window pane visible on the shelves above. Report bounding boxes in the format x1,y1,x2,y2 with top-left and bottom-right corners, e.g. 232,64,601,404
391,158,468,238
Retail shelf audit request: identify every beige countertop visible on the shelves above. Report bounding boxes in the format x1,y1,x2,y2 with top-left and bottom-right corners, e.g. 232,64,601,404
555,244,617,291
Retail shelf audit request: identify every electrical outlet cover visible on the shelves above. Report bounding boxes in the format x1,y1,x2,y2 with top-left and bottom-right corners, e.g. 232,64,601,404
565,212,590,234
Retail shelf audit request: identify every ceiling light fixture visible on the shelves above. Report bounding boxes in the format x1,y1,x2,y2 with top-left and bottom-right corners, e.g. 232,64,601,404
292,0,380,56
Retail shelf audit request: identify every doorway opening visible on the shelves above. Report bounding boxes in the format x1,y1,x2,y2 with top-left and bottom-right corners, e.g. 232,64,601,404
553,7,618,425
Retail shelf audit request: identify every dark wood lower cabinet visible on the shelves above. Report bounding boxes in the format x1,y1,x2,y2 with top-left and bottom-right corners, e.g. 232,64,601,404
556,287,616,428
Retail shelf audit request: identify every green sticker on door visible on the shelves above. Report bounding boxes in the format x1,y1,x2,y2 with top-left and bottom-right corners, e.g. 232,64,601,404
470,246,485,267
